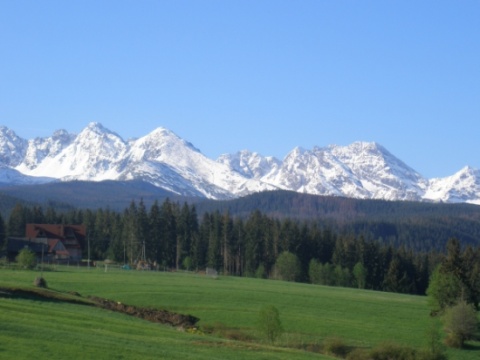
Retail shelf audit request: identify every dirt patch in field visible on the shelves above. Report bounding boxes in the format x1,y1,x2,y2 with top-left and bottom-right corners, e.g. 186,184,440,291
0,286,89,305
0,286,199,329
87,295,199,329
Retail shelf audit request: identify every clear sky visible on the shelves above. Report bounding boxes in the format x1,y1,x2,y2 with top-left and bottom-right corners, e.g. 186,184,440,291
1,1,479,179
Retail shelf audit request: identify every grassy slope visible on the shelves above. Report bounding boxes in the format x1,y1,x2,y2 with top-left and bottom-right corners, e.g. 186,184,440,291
1,298,322,360
1,267,479,359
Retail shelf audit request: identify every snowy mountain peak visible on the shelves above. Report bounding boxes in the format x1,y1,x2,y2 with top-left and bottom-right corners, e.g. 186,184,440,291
288,146,307,157
424,166,480,205
129,127,201,163
52,128,71,138
0,122,479,204
79,122,123,140
0,126,27,166
458,165,477,175
217,150,281,179
146,127,199,151
85,121,109,133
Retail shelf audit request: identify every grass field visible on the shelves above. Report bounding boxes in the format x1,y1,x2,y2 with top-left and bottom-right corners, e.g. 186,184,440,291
1,265,479,359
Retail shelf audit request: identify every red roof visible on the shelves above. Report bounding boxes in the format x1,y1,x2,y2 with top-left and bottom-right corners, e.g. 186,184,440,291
25,224,86,239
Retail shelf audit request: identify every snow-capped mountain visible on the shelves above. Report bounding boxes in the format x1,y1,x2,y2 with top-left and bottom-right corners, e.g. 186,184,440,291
0,126,27,167
0,122,479,204
424,167,480,205
217,150,281,179
219,143,430,201
4,123,275,199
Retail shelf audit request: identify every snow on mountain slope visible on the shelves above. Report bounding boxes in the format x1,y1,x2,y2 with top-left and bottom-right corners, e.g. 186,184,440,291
21,129,75,170
328,142,427,200
125,128,276,198
217,150,281,179
17,122,127,180
0,165,54,185
0,126,27,167
260,146,370,198
0,122,479,203
424,166,480,205
220,142,428,201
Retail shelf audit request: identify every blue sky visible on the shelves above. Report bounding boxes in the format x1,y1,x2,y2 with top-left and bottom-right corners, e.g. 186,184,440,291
1,1,479,179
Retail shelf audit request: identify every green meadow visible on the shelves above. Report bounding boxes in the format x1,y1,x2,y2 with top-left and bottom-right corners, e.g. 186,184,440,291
1,266,479,359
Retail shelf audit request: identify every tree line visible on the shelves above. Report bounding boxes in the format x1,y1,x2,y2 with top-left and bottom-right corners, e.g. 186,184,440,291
2,200,480,297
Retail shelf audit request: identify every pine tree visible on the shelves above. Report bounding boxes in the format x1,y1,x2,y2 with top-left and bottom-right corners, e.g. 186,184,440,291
148,200,163,266
136,199,149,262
207,212,222,270
160,199,177,269
106,213,125,262
122,201,139,264
193,212,211,270
221,211,233,274
0,212,6,250
8,203,26,237
244,210,265,276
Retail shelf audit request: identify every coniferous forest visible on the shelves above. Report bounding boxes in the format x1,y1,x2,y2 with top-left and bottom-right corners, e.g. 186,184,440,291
2,196,480,298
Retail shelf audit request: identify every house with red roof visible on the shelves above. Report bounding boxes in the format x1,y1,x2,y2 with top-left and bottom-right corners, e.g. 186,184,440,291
25,224,86,261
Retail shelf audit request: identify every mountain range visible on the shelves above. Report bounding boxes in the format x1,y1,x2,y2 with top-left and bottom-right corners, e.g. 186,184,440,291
0,122,479,205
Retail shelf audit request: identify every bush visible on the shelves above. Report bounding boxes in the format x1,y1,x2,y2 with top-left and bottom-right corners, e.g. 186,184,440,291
33,276,47,288
426,265,463,312
347,341,447,360
274,252,300,282
255,264,266,279
323,336,350,357
182,256,192,271
423,319,446,359
16,247,36,269
346,348,371,360
201,322,253,341
369,342,417,360
416,350,448,360
443,300,479,348
257,305,283,343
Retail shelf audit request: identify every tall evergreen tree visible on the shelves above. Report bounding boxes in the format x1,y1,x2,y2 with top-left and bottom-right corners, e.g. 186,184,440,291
148,200,163,266
106,213,125,262
122,201,139,264
176,203,197,270
8,203,26,237
193,212,211,270
221,211,234,274
44,206,58,223
207,211,222,270
136,199,149,262
31,206,45,223
160,199,177,268
232,217,245,275
0,212,6,249
244,210,265,276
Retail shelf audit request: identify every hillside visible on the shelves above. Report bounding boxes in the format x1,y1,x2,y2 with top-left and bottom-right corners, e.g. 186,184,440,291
195,190,480,250
0,180,184,211
0,268,478,359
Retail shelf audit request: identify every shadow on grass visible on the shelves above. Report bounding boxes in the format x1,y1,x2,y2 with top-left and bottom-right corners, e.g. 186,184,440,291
0,286,91,306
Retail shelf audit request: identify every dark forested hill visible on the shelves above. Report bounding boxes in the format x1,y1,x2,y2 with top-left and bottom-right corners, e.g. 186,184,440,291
194,190,480,250
0,180,184,211
1,184,480,251
195,190,480,221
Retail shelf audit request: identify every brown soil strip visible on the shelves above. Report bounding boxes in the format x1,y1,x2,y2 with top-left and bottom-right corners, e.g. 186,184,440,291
0,286,199,329
87,295,199,329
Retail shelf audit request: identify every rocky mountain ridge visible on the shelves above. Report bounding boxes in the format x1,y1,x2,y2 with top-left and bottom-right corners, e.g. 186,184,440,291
0,122,479,204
